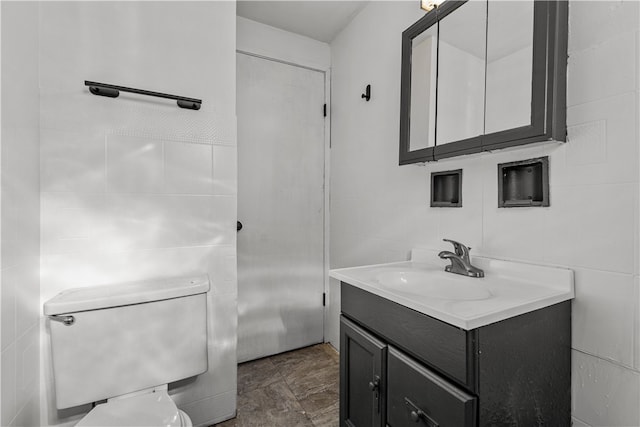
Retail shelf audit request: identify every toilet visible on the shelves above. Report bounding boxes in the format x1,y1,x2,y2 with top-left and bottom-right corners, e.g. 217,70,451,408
44,275,210,426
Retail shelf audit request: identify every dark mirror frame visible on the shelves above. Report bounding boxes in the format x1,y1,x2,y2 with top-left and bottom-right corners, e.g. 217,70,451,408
399,0,568,165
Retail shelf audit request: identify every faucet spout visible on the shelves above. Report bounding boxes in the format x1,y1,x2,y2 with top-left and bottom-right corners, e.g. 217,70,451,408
439,240,484,278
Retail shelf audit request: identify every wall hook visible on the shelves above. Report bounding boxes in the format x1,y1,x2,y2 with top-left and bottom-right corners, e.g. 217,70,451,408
361,84,371,102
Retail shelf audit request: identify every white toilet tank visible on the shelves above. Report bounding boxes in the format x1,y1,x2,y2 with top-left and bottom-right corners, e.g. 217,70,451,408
44,275,210,409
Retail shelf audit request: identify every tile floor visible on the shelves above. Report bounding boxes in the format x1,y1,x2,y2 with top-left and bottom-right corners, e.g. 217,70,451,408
214,344,340,427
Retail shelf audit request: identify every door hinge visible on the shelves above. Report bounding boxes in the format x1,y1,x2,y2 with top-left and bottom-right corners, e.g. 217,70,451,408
322,292,326,306
323,104,327,117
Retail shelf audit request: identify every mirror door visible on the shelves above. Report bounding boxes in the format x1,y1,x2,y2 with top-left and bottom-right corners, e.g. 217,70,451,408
408,25,437,153
434,0,486,157
484,0,534,134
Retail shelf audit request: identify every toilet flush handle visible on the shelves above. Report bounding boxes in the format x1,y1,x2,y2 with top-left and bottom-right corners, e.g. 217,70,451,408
48,315,75,326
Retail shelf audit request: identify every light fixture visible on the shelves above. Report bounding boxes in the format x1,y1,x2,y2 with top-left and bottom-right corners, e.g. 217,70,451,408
420,0,445,12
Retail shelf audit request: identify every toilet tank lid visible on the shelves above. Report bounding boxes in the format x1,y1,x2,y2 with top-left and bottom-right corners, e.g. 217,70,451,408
43,274,210,316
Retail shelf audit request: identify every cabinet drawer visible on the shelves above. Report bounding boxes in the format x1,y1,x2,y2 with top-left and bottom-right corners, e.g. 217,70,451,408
387,347,477,427
341,283,474,387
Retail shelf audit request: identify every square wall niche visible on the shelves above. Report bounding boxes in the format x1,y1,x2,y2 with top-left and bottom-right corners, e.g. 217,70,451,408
498,157,549,207
431,169,462,207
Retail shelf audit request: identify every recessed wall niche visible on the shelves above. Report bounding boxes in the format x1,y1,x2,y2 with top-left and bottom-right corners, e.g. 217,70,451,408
498,157,549,207
431,169,462,207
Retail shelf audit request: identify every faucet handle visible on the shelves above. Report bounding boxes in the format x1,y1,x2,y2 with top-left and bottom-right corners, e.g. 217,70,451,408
442,239,470,258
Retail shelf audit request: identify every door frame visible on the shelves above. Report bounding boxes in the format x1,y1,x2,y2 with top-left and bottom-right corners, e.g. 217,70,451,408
236,49,331,343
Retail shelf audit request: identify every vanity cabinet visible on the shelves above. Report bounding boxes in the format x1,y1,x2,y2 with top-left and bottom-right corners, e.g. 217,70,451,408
340,283,571,426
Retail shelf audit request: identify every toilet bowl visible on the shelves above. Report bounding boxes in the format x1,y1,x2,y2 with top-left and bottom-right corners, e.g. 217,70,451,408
44,275,210,426
76,389,192,427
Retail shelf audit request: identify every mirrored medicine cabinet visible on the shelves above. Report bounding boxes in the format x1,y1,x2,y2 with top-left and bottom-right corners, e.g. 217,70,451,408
399,0,568,165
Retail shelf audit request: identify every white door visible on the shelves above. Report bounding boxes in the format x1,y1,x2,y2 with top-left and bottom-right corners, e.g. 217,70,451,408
236,53,326,362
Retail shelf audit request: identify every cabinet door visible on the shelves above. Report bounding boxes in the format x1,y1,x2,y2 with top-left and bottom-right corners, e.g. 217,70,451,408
387,347,477,427
340,316,387,427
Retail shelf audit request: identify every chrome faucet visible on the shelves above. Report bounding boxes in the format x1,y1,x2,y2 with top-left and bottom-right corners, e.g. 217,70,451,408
438,239,484,278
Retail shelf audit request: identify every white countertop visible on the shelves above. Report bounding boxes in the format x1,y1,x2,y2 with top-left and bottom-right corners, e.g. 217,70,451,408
330,249,574,330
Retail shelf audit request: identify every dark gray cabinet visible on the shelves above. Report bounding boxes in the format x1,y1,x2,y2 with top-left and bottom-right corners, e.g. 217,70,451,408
340,317,386,427
399,0,568,164
340,283,571,426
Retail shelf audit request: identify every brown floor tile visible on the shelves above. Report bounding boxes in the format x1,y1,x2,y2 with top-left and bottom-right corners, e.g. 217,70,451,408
237,357,283,394
214,344,339,427
308,401,339,427
316,343,339,363
283,363,339,402
270,345,336,375
240,382,313,425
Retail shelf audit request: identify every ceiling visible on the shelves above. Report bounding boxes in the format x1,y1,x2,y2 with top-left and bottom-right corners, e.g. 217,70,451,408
236,1,369,43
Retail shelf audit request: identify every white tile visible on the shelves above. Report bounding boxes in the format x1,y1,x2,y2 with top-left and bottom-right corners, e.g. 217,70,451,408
41,208,92,255
40,246,220,301
104,194,219,250
477,146,560,262
400,202,442,252
171,293,237,404
567,31,637,107
566,120,607,167
572,351,640,427
482,205,550,263
635,176,639,278
10,392,39,427
210,292,238,350
2,127,41,259
368,201,414,246
213,145,237,195
572,269,635,367
560,92,638,186
207,245,236,295
41,193,107,255
40,90,223,144
106,135,163,193
212,196,237,247
15,324,38,413
1,267,16,351
171,347,237,407
635,276,640,370
545,184,636,273
165,141,214,195
1,203,40,261
571,417,591,427
568,0,639,54
14,257,40,338
437,206,483,254
1,1,39,129
40,129,106,193
39,2,236,100
1,344,17,426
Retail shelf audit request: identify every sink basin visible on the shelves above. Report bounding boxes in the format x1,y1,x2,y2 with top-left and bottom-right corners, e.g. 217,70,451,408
330,250,574,329
374,270,492,301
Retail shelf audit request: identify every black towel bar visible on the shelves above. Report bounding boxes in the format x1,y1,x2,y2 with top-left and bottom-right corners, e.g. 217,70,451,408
85,80,202,110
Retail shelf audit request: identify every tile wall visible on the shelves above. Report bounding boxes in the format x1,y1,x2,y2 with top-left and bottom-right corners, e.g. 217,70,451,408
36,2,237,426
1,2,42,426
329,1,640,425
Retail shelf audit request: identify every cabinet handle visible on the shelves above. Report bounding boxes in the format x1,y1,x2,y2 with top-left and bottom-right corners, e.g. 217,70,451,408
369,375,381,414
410,410,424,423
405,397,439,427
